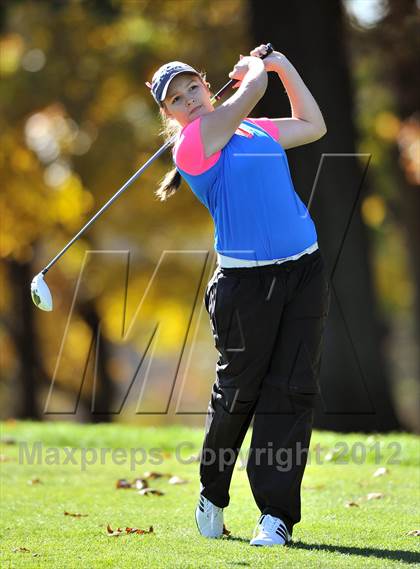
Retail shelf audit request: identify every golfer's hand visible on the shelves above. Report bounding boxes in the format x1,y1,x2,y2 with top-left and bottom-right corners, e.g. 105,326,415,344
250,44,286,72
228,55,264,88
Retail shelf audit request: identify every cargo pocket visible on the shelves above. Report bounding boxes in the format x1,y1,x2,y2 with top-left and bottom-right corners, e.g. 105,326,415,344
287,257,330,394
209,276,242,366
287,313,328,395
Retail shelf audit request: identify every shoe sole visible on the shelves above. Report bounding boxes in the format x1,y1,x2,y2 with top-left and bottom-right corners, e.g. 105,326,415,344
250,539,292,547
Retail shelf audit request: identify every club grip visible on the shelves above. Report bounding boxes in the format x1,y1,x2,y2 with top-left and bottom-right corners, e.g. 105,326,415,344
212,42,274,101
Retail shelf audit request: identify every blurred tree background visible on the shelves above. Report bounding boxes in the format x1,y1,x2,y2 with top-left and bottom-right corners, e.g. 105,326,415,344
0,0,418,432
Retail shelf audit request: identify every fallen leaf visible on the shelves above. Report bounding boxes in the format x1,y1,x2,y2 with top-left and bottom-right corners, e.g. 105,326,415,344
64,511,88,517
406,529,420,536
133,478,148,490
366,492,384,500
138,488,164,496
116,479,132,489
107,524,154,536
125,526,154,535
107,524,124,537
143,471,168,480
12,547,31,553
345,501,359,508
303,484,325,491
373,467,389,477
27,478,42,485
222,524,231,537
168,476,188,485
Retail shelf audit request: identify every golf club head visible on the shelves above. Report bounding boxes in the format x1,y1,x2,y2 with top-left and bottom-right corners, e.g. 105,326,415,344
31,273,53,311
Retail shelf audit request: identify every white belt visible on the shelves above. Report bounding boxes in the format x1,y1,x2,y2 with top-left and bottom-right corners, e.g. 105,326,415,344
217,241,319,268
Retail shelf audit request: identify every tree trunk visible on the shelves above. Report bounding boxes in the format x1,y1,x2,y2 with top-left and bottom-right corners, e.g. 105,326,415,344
373,0,420,400
6,259,42,419
248,0,401,431
77,299,116,423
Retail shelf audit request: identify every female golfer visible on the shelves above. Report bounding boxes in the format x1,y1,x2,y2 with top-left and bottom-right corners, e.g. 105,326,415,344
147,45,330,546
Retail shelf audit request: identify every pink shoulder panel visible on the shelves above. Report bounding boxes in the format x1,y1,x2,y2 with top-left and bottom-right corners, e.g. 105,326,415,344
172,117,221,175
246,117,279,141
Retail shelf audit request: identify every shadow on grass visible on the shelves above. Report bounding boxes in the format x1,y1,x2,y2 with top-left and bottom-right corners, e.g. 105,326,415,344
223,536,250,544
289,541,420,564
217,535,419,565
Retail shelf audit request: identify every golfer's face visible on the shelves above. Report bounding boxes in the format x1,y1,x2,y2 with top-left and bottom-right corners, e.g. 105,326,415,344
164,74,212,126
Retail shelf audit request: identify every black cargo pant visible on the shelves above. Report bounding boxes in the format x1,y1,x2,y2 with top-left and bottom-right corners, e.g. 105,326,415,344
199,248,331,536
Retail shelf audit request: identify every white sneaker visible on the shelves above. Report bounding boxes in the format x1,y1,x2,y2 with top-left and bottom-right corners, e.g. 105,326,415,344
195,494,224,538
250,514,292,546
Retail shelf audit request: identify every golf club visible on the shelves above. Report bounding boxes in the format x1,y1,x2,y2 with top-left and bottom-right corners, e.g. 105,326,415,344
30,43,274,311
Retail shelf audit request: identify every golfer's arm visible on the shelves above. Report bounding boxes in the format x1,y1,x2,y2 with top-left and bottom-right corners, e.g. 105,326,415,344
201,59,267,157
270,56,327,148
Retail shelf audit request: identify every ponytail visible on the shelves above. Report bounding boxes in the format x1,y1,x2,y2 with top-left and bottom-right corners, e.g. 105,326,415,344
155,166,182,202
155,71,211,202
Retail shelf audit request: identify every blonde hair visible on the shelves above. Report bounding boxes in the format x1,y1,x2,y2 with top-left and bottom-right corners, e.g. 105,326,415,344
155,72,211,202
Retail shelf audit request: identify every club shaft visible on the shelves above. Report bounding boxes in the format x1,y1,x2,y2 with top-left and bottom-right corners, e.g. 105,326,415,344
43,95,219,275
41,43,273,275
42,136,175,274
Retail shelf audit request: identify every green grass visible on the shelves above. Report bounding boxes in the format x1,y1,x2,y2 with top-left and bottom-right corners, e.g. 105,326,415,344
0,421,419,568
